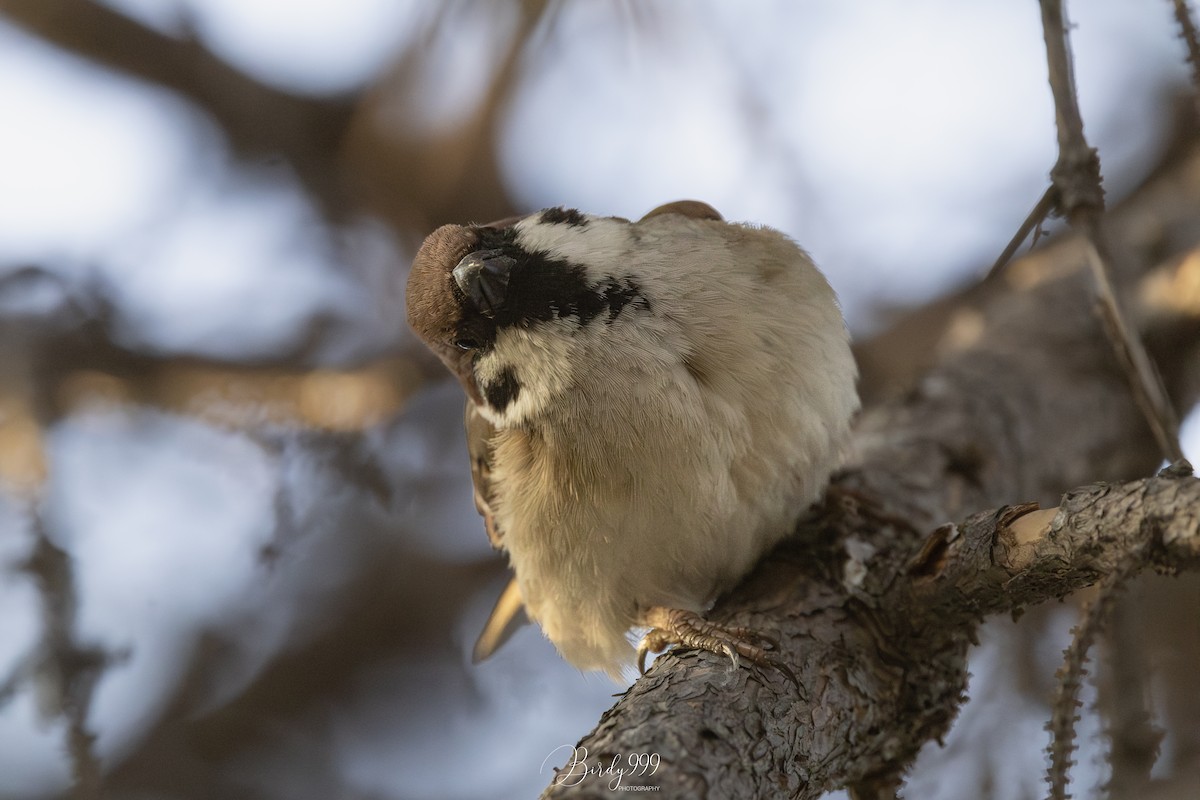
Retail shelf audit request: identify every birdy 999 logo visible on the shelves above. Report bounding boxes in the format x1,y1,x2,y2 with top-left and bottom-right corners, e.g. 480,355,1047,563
542,744,662,791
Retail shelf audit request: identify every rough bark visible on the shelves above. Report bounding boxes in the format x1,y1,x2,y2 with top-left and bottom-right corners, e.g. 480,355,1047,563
540,141,1200,798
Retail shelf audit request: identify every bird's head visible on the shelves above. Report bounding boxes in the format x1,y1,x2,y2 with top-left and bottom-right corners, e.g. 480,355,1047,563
406,202,723,428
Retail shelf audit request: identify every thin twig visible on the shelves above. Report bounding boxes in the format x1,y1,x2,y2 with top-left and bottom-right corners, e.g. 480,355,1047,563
1082,229,1184,463
1038,0,1185,464
1045,564,1137,800
986,185,1058,280
1172,0,1200,100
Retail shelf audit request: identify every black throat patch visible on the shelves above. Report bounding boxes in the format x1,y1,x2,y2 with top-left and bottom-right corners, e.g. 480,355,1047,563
481,365,521,412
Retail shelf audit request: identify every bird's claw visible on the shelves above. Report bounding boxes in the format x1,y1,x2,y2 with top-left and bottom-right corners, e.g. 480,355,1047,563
636,628,671,674
635,607,794,686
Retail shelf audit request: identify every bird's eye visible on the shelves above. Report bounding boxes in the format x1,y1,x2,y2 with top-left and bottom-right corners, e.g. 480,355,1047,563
454,338,479,351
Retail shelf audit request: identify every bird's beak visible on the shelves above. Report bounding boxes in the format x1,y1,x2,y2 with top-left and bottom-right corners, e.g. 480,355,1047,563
453,249,516,317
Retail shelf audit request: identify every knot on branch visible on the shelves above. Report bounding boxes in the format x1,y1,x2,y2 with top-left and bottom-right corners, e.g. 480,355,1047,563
1050,146,1106,218
1158,458,1195,478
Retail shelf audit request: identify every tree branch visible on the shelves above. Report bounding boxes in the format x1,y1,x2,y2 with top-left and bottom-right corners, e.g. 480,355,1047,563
914,468,1196,799
929,470,1199,610
1039,0,1184,464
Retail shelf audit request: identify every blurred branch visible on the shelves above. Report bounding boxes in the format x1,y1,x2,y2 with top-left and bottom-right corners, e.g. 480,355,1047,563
1172,0,1200,109
0,263,434,437
1101,585,1164,800
21,509,111,800
341,0,552,232
1146,575,1200,775
0,0,357,218
0,0,564,242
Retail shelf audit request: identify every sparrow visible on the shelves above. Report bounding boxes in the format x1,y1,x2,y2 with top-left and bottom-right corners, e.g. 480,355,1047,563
406,200,859,679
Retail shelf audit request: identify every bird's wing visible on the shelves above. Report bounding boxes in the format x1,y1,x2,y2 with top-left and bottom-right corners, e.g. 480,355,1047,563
465,400,504,550
464,401,530,661
638,199,723,222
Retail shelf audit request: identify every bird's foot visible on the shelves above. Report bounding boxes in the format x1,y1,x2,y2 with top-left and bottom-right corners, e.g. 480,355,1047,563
636,607,793,683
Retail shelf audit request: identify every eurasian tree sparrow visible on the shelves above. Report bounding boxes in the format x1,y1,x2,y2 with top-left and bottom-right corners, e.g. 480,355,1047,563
406,201,858,679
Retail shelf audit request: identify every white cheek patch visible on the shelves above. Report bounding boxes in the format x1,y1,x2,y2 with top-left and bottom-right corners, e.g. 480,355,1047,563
474,321,582,426
515,216,632,274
